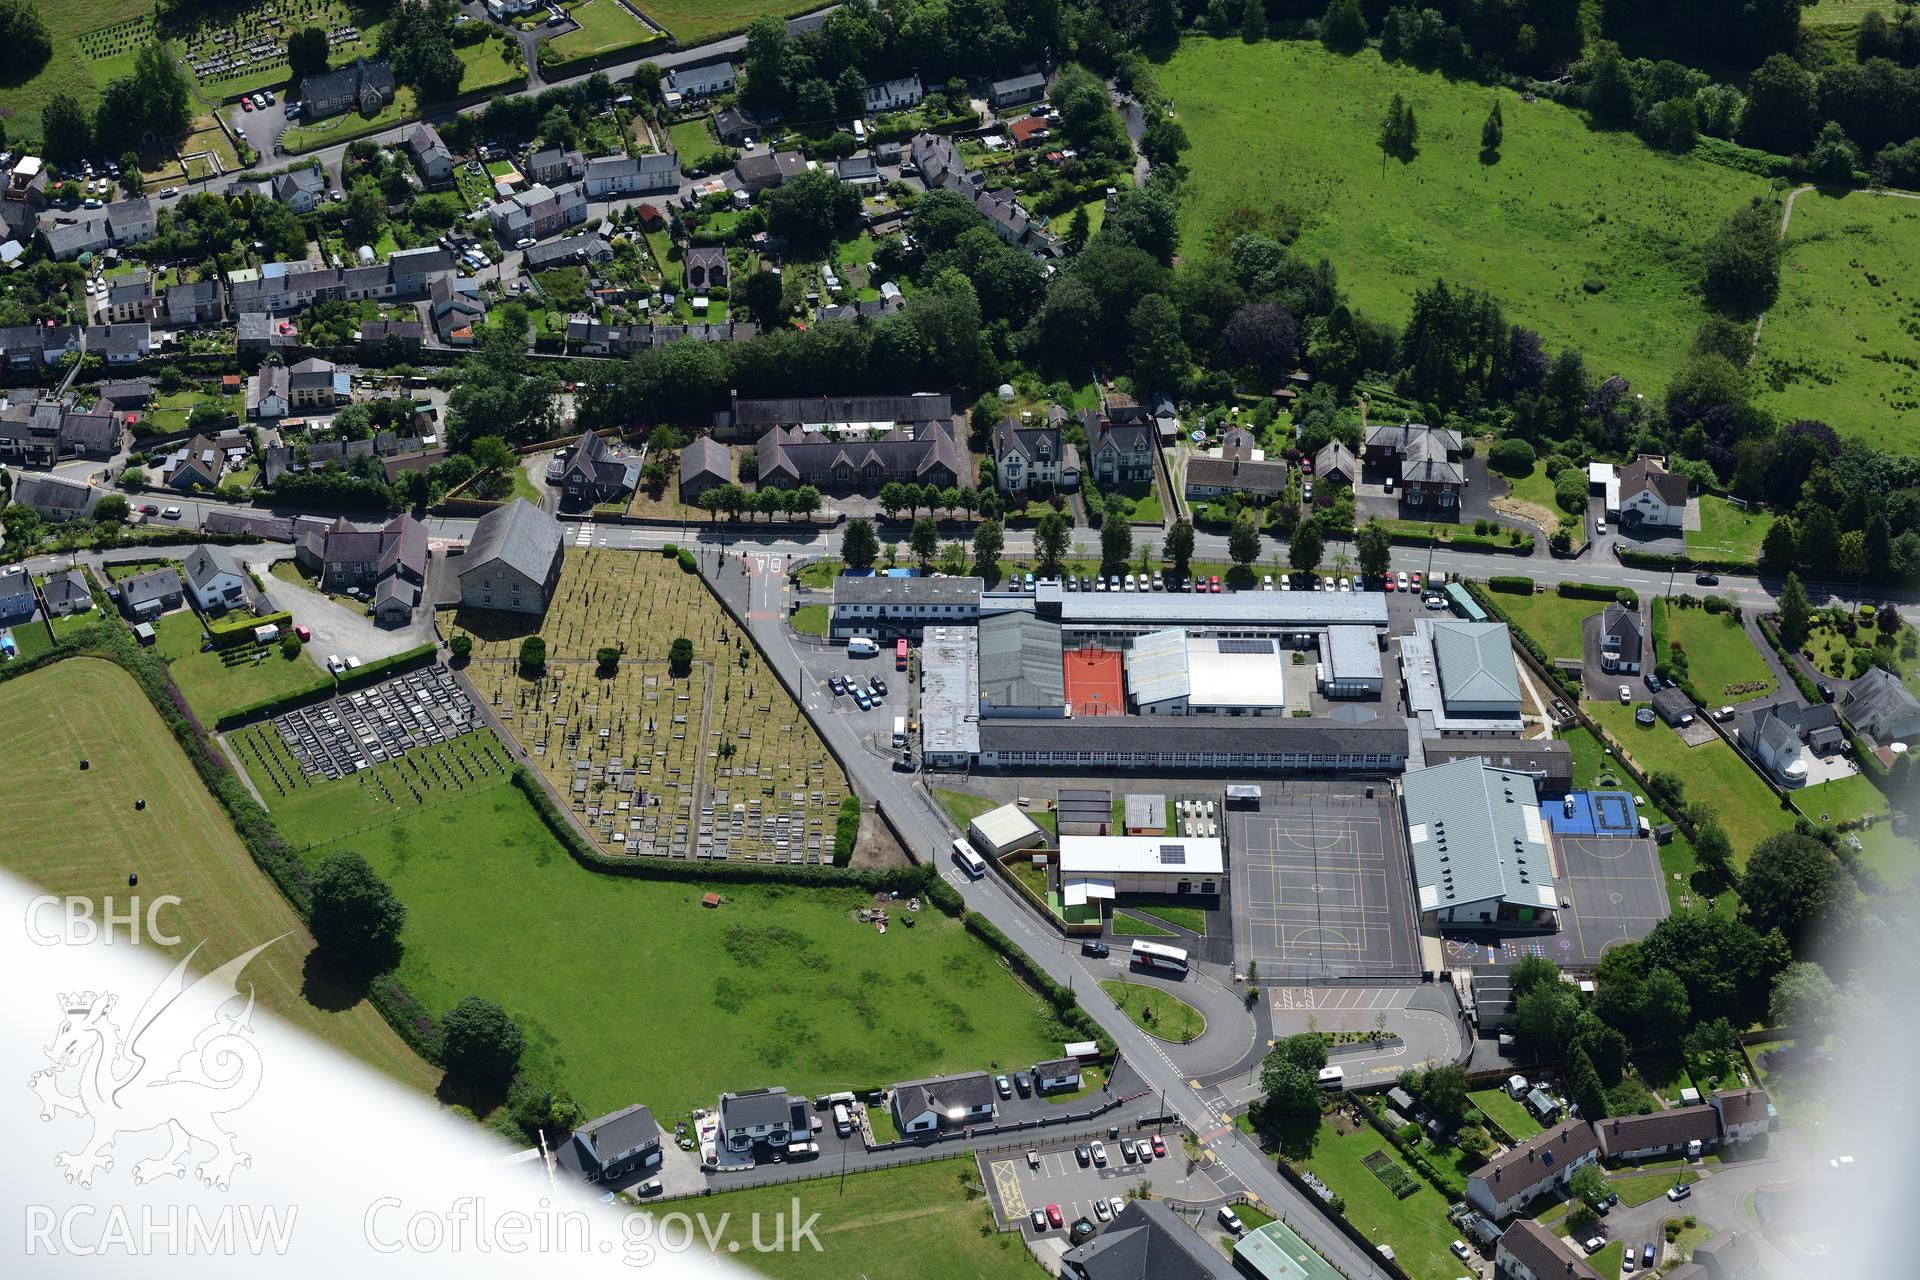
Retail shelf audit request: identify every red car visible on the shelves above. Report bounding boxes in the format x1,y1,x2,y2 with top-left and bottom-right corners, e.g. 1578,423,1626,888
1209,575,1222,593
1045,1204,1064,1229
1410,570,1424,591
1151,1134,1167,1158
294,624,312,642
1383,576,1396,592
240,97,253,112
1301,456,1314,474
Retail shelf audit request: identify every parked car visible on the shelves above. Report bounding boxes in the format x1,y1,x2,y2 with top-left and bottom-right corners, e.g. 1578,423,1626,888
1666,1183,1691,1202
1108,1197,1125,1219
1619,684,1632,703
138,503,158,515
1425,594,1448,609
1596,517,1607,535
1220,1208,1245,1235
1818,681,1836,702
1151,1134,1167,1158
1209,575,1222,593
1090,1140,1107,1166
294,625,312,642
160,186,179,198
160,506,182,520
852,688,872,710
1081,939,1109,958
1583,1237,1607,1255
1120,1138,1137,1162
1029,1209,1047,1232
1026,1149,1040,1168
828,675,847,695
345,656,362,670
870,676,888,696
1645,671,1662,691
326,655,344,673
240,97,253,111
1642,1244,1656,1268
1831,1154,1856,1169
1011,1072,1031,1096
1045,1205,1063,1230
1093,1199,1113,1222
995,1074,1012,1098
1451,1242,1472,1261
1075,1144,1090,1166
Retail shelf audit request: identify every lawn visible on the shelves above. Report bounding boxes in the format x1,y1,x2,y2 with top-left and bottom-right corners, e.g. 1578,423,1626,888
669,116,718,160
1796,772,1887,827
634,0,821,45
935,787,1001,832
1489,586,1602,661
1851,823,1916,886
1166,39,1768,394
4,618,55,662
1744,1036,1824,1124
151,608,333,726
283,86,422,154
292,772,1059,1116
1585,700,1794,863
791,603,828,636
1128,904,1208,934
1686,496,1774,564
1754,191,1920,451
1612,1170,1697,1207
1110,912,1177,938
1500,460,1581,547
1659,602,1775,702
543,0,660,66
1469,1088,1543,1141
1098,979,1205,1043
2,0,154,149
653,1157,1036,1279
1282,1118,1463,1280
0,657,437,1090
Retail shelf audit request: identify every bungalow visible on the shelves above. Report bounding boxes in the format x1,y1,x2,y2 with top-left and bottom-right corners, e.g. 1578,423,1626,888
1184,456,1288,503
1315,440,1357,486
660,62,735,107
834,154,881,187
714,107,758,146
1464,1118,1600,1220
716,1087,791,1153
1032,1058,1082,1094
1837,666,1920,743
300,56,396,120
864,74,923,113
1710,1087,1775,1146
1736,699,1844,787
405,124,454,188
1495,1219,1600,1280
732,149,807,196
1365,422,1465,509
1599,603,1642,674
523,235,612,270
153,433,226,491
119,566,184,619
42,569,93,617
565,1103,661,1186
9,472,97,521
993,408,1079,494
583,152,678,197
890,1072,995,1133
1007,115,1050,148
678,434,731,501
182,543,250,613
1593,1105,1719,1161
165,280,226,327
1617,455,1688,532
989,72,1047,109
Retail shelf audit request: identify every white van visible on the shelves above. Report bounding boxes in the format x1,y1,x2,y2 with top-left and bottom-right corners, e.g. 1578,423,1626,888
832,1103,852,1137
892,716,907,747
1218,1207,1245,1235
847,636,879,656
1317,1065,1346,1090
951,838,988,879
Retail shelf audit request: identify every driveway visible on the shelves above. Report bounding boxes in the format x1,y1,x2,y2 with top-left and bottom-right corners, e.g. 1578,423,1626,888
248,555,439,662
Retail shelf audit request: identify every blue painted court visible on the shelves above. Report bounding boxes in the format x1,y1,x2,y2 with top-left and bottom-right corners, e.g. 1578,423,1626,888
1544,790,1638,838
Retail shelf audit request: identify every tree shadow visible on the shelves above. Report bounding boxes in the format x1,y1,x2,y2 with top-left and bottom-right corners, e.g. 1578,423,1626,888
1480,147,1502,167
435,1071,512,1119
300,944,373,1013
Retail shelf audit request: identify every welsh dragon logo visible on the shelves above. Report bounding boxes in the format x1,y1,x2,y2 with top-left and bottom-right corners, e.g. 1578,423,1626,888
27,938,282,1190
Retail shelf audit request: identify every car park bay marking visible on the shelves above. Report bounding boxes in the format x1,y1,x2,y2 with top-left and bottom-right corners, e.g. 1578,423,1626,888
990,1159,1028,1218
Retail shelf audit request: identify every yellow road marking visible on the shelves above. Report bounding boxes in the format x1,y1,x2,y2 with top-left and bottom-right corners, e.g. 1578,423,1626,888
990,1159,1028,1219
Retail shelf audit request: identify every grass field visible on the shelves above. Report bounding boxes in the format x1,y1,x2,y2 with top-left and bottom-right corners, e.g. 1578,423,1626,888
1756,191,1920,451
635,0,821,45
286,768,1057,1116
1490,587,1602,661
151,609,333,725
1110,912,1177,938
0,658,437,1090
655,1157,1036,1279
1099,979,1205,1043
935,787,1001,832
1,0,152,148
545,0,658,64
1659,603,1775,702
1166,39,1768,394
1282,1118,1462,1280
1469,1087,1544,1140
1686,496,1774,563
1585,699,1794,863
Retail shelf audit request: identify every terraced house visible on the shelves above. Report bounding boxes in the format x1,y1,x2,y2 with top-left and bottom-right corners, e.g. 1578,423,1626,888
755,420,963,492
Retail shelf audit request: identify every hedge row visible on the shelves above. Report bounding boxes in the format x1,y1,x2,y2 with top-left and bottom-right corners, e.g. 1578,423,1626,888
509,767,938,894
207,609,294,648
1755,614,1827,705
215,678,337,729
1383,524,1534,554
1558,581,1635,607
1616,547,1762,575
1488,576,1534,593
962,911,1115,1063
832,796,861,866
1356,1098,1468,1200
336,643,438,692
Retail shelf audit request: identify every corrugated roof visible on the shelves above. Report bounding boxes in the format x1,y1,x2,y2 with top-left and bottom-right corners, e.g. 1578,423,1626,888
978,612,1064,710
1432,621,1521,706
1124,627,1189,706
1403,759,1556,913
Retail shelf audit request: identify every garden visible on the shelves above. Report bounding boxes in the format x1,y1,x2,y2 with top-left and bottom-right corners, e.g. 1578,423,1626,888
1797,604,1920,687
1166,38,1769,394
450,547,848,863
138,585,334,726
1657,598,1775,703
1685,496,1774,564
1277,1111,1465,1280
1486,583,1605,662
1098,979,1206,1043
540,0,664,73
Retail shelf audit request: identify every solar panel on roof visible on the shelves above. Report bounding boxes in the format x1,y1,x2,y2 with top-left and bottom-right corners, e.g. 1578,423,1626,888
1215,638,1273,655
1158,844,1186,865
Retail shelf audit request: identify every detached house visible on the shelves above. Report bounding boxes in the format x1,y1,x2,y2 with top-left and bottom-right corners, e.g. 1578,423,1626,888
1617,456,1688,532
989,72,1047,109
660,62,735,108
1366,422,1465,509
678,434,732,501
554,430,639,509
120,566,184,619
1465,1118,1600,1220
583,152,678,197
0,566,34,618
1837,667,1920,744
405,124,453,188
716,1087,791,1153
1085,408,1155,487
1032,1058,1082,1094
1599,603,1642,674
890,1072,996,1133
864,75,923,112
1186,428,1287,503
564,1104,661,1186
43,569,93,618
1315,439,1357,487
1737,698,1844,786
296,514,429,623
993,408,1078,494
154,433,226,491
10,472,97,521
182,544,250,613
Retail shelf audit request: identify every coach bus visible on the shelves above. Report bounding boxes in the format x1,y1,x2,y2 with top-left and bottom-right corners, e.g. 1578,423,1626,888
895,639,909,671
1129,940,1189,977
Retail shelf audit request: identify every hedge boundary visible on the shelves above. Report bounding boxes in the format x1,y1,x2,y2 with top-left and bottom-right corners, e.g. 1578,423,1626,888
963,911,1115,1063
337,643,438,692
208,609,294,648
1616,546,1762,576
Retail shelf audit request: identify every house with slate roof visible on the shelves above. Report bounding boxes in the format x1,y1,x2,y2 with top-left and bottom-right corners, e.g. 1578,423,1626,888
554,430,639,509
756,420,962,492
1600,602,1642,673
1365,422,1465,509
1495,1219,1600,1280
992,406,1079,494
1618,456,1688,532
458,499,562,616
183,544,249,613
301,57,396,120
889,1071,995,1133
1466,1118,1600,1220
678,434,731,501
561,1103,661,1186
1837,667,1920,744
1060,1199,1236,1280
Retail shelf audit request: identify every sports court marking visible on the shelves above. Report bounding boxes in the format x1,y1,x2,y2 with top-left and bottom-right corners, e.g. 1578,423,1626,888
1553,832,1669,963
1062,646,1125,717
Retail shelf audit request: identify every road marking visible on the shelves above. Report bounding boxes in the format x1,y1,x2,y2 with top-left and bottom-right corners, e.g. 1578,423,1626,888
990,1158,1027,1218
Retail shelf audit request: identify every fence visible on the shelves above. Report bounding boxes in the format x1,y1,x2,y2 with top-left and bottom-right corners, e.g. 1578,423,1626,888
1269,1148,1417,1280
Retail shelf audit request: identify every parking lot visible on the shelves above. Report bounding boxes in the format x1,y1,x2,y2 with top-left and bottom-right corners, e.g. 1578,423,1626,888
982,1131,1225,1238
1551,832,1669,964
1230,785,1421,982
796,644,917,763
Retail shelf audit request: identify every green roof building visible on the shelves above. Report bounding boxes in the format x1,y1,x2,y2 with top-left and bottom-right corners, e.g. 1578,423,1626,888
1233,1218,1341,1280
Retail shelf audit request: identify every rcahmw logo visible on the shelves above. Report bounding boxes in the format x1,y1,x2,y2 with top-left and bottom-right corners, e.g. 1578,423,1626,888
24,1204,299,1257
27,894,184,946
27,936,283,1192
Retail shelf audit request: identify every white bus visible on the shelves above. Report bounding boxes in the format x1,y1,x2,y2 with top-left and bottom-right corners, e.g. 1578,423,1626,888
1129,940,1189,976
951,838,988,879
1317,1065,1346,1090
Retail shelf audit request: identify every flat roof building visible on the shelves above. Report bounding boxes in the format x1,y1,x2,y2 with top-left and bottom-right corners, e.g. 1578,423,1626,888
1036,581,1387,646
1184,635,1288,714
1402,759,1556,928
830,573,982,640
1320,624,1384,698
1420,738,1575,795
919,626,980,768
1235,1219,1342,1280
977,716,1406,773
1124,627,1190,713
